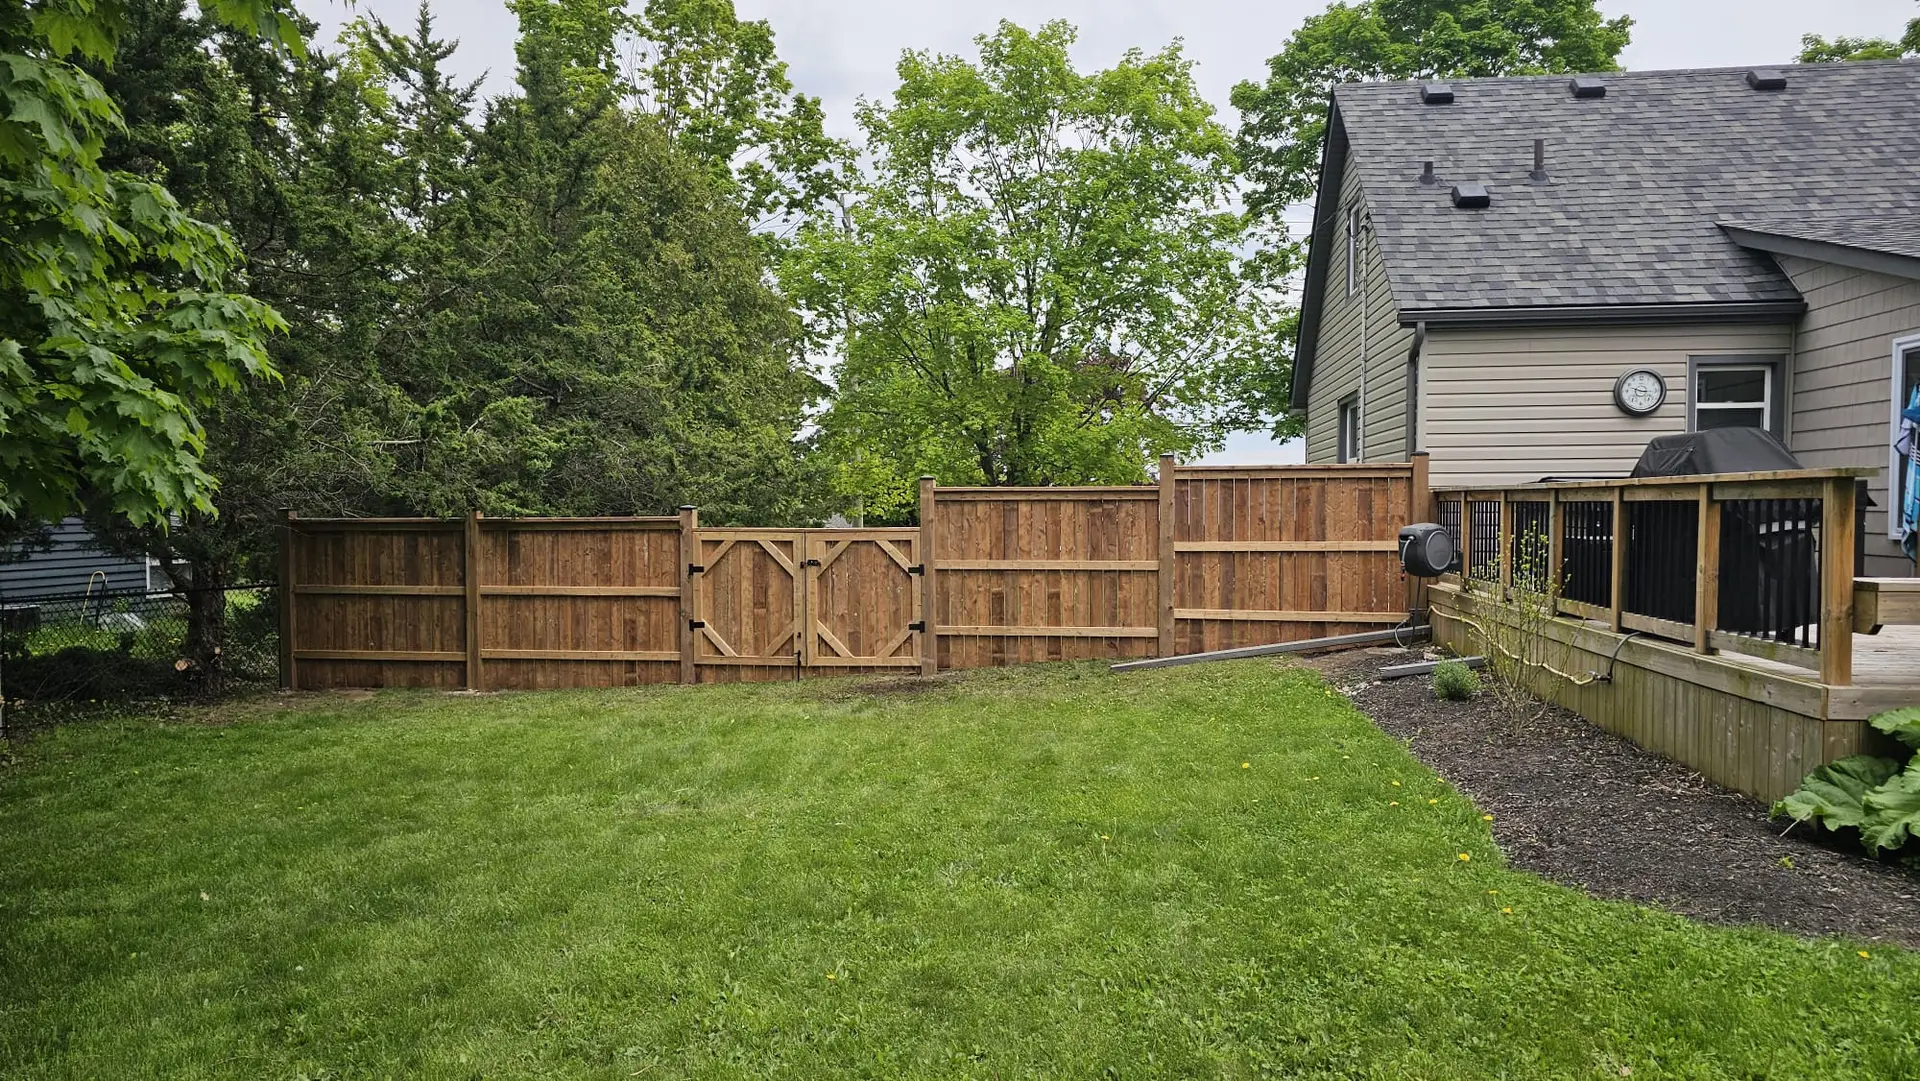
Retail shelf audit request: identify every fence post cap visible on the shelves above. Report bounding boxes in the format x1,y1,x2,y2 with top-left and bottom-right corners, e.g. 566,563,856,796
678,504,697,511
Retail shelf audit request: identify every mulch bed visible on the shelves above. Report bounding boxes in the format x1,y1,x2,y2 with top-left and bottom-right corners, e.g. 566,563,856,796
1313,648,1920,948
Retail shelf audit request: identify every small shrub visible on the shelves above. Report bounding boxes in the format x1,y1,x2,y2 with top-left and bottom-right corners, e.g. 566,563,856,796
1431,661,1479,702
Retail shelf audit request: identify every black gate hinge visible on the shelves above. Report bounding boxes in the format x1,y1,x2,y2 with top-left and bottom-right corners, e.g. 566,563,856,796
907,564,925,575
688,563,705,575
908,620,927,632
689,619,706,630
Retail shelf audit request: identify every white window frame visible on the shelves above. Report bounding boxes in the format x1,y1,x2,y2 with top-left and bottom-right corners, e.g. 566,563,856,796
1691,363,1773,431
1337,395,1362,463
1345,205,1360,297
1889,332,1920,540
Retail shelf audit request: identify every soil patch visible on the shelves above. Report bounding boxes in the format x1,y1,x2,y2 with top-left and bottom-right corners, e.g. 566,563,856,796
1313,648,1920,947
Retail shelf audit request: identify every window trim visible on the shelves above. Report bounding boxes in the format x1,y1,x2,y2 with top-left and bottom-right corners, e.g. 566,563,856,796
1889,333,1920,540
1687,355,1784,435
1337,394,1362,463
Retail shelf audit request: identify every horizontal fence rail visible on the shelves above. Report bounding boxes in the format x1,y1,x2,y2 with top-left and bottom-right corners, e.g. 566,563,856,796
1432,468,1867,685
282,459,1424,690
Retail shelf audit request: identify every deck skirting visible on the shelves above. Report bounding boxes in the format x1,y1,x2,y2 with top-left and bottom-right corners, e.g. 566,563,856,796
1427,583,1903,802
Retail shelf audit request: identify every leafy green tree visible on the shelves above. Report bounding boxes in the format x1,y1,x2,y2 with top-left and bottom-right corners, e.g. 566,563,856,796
0,0,295,528
1231,1,1633,221
784,21,1280,519
1799,3,1920,62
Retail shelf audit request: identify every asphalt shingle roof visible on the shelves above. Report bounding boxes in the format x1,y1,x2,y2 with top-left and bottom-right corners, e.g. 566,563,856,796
1717,213,1920,262
1333,60,1920,314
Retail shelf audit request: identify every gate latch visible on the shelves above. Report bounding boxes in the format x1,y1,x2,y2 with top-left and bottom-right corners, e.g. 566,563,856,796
804,558,822,567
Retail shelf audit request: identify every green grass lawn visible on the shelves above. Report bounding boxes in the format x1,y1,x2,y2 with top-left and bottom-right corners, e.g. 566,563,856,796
1,661,1914,1079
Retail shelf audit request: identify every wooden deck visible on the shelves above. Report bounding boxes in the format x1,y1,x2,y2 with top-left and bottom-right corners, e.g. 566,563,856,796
1713,625,1920,720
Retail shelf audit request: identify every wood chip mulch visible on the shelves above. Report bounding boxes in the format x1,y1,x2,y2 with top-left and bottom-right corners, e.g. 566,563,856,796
1312,648,1920,948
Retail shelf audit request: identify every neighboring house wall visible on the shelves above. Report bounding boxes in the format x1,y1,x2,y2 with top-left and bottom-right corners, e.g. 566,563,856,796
1421,323,1796,488
1304,154,1415,465
0,518,153,601
1775,255,1920,577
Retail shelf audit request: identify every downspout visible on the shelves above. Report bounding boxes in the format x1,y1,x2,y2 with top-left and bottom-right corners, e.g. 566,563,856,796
1407,320,1427,457
1358,211,1370,460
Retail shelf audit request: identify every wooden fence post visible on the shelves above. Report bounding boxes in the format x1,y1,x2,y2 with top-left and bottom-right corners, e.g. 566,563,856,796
919,477,938,676
1407,454,1429,616
679,505,699,684
1820,477,1855,686
1608,488,1626,633
278,508,296,690
1158,453,1177,657
465,511,484,690
1694,487,1719,654
1547,489,1563,600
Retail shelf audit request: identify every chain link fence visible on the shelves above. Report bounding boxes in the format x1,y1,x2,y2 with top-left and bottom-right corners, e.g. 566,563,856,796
1,584,279,719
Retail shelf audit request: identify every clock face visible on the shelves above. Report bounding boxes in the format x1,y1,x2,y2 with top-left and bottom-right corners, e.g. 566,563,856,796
1614,369,1666,416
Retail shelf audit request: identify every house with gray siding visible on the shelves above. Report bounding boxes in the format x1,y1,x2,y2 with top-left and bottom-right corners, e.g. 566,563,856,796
0,519,159,601
1289,59,1920,575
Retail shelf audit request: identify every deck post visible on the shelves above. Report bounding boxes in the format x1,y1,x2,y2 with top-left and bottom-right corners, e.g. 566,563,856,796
1497,492,1513,599
465,510,484,690
1820,477,1855,686
1546,489,1563,601
679,505,699,684
919,476,939,676
1608,489,1626,633
1157,454,1178,657
1459,493,1474,593
278,508,296,690
1693,486,1719,654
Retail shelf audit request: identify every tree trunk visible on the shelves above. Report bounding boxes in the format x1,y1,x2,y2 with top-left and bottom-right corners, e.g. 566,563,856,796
182,559,230,699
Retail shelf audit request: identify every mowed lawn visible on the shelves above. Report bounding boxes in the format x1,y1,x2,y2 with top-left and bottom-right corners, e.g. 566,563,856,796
1,663,1914,1079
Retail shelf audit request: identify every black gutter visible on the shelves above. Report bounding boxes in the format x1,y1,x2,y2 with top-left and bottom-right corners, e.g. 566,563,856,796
1399,299,1805,329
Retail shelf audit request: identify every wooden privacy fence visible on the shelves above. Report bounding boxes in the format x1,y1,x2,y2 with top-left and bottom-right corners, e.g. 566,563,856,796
279,458,1423,690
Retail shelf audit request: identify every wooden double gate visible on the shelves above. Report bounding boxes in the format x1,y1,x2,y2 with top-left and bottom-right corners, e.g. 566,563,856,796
692,529,923,676
279,458,1423,690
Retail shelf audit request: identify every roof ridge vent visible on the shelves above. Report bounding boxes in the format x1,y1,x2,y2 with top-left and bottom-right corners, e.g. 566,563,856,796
1745,68,1787,91
1420,82,1454,105
1450,182,1490,209
1569,76,1606,99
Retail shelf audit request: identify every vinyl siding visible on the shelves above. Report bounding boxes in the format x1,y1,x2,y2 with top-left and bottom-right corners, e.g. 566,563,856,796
1304,152,1416,464
0,518,154,601
1422,322,1796,488
1776,255,1920,577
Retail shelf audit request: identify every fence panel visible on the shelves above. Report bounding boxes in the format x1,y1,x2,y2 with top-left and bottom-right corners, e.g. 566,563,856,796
287,520,468,689
930,488,1161,669
1171,466,1411,654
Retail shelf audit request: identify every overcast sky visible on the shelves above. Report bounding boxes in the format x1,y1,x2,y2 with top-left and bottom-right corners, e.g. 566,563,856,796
304,0,1916,464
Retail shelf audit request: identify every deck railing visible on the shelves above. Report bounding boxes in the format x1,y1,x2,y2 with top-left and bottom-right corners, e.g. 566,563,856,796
1432,469,1869,686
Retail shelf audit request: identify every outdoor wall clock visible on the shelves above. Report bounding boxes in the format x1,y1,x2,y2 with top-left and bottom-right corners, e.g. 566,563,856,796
1613,368,1667,416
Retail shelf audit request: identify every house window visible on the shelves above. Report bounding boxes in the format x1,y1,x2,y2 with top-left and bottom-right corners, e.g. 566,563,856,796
1690,360,1778,433
1345,205,1361,297
1338,395,1362,463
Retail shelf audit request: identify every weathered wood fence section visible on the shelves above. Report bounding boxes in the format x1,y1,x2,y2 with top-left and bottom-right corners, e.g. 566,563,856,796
280,459,1421,689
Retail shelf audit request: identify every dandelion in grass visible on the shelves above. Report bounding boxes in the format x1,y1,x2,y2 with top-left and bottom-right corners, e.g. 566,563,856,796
1858,951,1871,959
1428,799,1439,805
1242,762,1250,769
1502,907,1513,914
1456,853,1471,862
1390,780,1400,787
826,973,837,980
1482,814,1494,821
1389,801,1399,807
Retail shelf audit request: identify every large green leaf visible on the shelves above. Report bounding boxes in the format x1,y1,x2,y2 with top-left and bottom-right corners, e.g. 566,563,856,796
1869,706,1920,751
1770,755,1903,832
1861,760,1920,855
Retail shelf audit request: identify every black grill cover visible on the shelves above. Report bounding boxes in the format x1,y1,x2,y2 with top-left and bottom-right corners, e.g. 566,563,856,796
1628,428,1802,478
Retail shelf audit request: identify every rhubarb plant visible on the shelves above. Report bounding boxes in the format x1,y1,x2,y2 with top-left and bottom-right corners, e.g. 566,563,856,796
1772,707,1920,855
